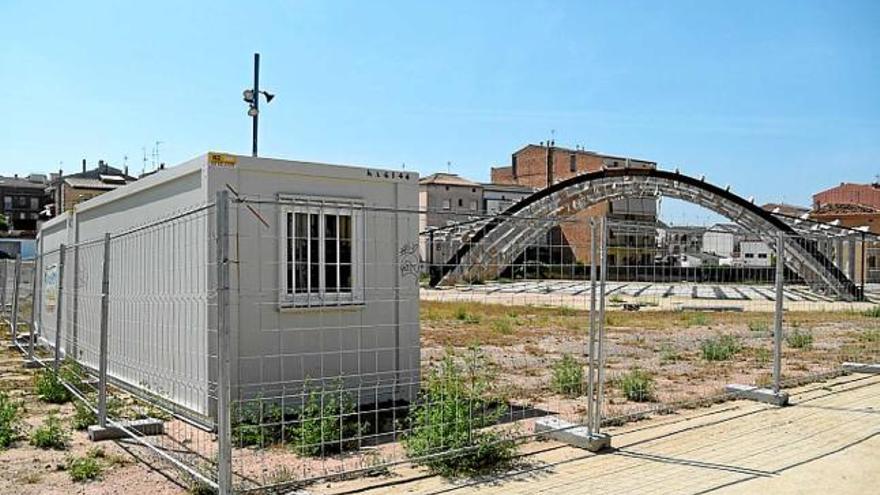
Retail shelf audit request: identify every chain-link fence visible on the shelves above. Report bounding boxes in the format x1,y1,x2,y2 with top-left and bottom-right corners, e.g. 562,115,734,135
8,192,879,495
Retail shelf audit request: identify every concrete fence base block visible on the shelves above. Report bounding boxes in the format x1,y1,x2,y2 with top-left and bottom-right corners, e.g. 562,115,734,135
88,418,165,442
534,416,611,452
725,383,789,406
842,362,880,374
21,360,41,369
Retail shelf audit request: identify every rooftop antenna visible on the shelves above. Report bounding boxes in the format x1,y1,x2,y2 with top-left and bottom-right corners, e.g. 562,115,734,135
446,161,451,173
142,147,148,175
152,141,163,171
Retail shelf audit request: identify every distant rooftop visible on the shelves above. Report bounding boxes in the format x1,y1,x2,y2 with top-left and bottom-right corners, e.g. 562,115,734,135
419,173,481,187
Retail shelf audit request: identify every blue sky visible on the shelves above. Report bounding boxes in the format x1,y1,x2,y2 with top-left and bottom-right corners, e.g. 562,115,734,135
1,1,878,223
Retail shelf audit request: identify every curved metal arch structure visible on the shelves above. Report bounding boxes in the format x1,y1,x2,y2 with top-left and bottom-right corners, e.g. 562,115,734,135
436,168,860,301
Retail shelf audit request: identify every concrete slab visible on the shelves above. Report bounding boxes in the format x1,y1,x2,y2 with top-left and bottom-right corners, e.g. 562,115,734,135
725,383,789,406
21,360,41,369
842,362,880,374
534,416,611,452
87,418,165,442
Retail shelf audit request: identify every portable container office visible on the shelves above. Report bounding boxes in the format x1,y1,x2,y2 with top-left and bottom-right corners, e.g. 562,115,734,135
36,152,421,423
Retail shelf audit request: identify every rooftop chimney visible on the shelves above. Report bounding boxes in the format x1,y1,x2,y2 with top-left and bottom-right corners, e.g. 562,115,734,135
159,162,165,170
82,159,86,173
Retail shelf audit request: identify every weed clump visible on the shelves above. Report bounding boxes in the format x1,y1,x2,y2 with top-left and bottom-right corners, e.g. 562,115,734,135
786,328,814,349
617,368,655,402
551,354,583,397
30,413,70,450
65,452,102,482
454,306,481,324
0,391,22,449
700,334,742,361
403,349,518,477
34,369,71,404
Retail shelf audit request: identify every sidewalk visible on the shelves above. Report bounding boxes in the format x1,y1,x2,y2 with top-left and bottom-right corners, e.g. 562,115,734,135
327,373,880,495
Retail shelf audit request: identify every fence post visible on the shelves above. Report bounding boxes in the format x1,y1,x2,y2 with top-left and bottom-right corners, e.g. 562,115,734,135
97,233,111,428
594,217,609,434
1,259,7,317
585,218,598,434
215,190,233,495
54,244,67,373
28,252,41,364
11,254,21,344
773,230,785,394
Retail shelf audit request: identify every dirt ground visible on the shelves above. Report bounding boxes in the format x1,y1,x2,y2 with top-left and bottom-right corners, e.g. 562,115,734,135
0,332,193,494
2,301,879,494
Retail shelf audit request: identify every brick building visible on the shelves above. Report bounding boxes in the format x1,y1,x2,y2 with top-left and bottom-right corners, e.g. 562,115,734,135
491,143,658,264
45,160,137,217
810,182,880,283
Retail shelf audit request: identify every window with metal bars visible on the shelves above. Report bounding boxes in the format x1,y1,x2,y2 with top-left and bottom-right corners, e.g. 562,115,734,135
281,202,363,307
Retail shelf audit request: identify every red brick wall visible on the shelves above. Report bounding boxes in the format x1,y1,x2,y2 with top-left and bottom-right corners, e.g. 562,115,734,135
511,145,605,189
814,183,880,209
490,166,515,184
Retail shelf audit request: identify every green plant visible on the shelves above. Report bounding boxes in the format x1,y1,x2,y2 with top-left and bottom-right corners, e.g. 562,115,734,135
609,294,624,304
0,391,22,449
403,349,518,477
285,383,363,457
551,354,584,397
188,480,217,495
491,317,514,335
66,454,102,482
859,329,880,343
700,334,742,361
786,328,814,349
454,306,481,324
862,306,880,318
617,368,655,402
748,320,769,333
658,343,681,365
34,369,72,404
558,305,577,316
231,401,283,447
30,413,70,450
683,312,710,327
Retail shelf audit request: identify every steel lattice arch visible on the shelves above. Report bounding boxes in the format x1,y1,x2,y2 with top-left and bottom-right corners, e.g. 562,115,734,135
436,167,861,301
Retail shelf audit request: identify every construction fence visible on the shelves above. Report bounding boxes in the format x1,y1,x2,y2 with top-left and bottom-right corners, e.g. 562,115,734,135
3,195,879,494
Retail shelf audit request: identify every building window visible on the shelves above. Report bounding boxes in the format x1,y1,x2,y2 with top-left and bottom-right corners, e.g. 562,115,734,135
570,154,576,172
30,197,39,210
469,200,477,211
280,201,363,307
745,253,754,258
458,198,463,207
2,197,9,210
757,253,768,259
442,199,451,210
511,154,517,177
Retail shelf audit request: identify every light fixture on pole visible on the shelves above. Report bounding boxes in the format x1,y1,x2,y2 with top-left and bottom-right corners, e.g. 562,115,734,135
243,53,276,157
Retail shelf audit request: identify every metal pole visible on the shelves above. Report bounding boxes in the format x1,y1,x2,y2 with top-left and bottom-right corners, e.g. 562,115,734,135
97,233,111,428
11,254,21,344
1,259,7,316
215,190,233,495
585,218,598,434
27,252,39,362
594,217,609,434
860,232,867,301
54,244,66,373
773,230,785,394
252,53,260,157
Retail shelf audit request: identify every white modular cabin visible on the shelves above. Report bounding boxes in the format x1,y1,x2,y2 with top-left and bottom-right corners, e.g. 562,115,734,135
36,153,421,422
